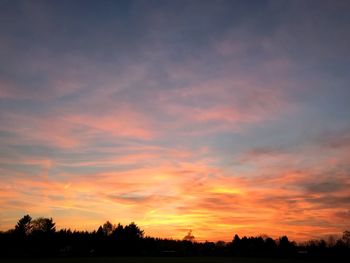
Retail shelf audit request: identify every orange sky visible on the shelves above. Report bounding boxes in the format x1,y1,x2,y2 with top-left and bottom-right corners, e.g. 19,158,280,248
1,140,349,241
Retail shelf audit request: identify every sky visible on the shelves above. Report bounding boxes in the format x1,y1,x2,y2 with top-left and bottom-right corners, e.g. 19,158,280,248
0,0,350,242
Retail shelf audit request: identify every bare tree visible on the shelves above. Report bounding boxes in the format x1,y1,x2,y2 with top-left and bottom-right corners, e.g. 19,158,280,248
32,217,56,233
183,230,195,242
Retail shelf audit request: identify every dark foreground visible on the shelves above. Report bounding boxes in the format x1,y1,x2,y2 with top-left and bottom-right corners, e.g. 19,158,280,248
0,257,349,263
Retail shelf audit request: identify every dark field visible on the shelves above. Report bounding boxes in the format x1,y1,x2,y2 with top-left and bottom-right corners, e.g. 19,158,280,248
0,257,348,263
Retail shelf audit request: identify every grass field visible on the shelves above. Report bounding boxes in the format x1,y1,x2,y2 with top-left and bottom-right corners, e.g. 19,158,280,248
0,257,348,263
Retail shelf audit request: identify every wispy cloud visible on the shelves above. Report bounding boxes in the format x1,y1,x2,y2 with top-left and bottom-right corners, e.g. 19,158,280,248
0,0,350,241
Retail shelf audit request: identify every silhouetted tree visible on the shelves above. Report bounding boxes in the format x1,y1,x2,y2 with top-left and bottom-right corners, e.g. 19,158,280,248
96,225,104,236
102,220,115,236
278,236,295,256
343,230,350,247
32,217,56,233
124,222,144,240
264,237,277,255
232,234,241,255
1,215,349,259
14,214,32,236
112,223,124,240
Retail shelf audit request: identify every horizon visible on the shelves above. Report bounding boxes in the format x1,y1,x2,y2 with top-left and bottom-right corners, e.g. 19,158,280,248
1,214,347,243
0,0,350,243
2,213,348,244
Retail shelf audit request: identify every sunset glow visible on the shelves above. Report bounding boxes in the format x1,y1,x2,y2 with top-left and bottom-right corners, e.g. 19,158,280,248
0,0,350,242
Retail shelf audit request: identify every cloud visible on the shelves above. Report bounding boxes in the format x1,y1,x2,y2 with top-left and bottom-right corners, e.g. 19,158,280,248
1,0,350,242
314,129,350,150
1,148,349,241
304,181,345,194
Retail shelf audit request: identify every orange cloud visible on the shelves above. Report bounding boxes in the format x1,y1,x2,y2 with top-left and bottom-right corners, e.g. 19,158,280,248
0,143,346,233
1,136,349,242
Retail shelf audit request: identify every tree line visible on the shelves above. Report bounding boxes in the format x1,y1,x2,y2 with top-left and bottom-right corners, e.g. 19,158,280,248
0,215,349,259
